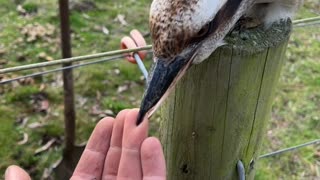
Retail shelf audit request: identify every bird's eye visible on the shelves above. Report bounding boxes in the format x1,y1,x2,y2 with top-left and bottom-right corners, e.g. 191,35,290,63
196,24,210,38
189,21,215,44
195,22,213,38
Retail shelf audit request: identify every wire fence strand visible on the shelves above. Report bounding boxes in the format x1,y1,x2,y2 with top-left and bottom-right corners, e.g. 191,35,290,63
0,46,152,74
294,21,320,27
0,55,126,85
293,16,320,25
259,139,320,159
0,50,154,85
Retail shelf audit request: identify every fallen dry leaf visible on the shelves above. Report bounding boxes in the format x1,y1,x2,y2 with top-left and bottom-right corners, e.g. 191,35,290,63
104,109,114,116
115,14,128,26
41,168,52,180
102,26,109,35
38,52,53,61
52,158,62,169
17,133,29,145
16,116,29,127
16,5,27,15
35,138,56,154
39,84,46,91
114,69,120,75
28,122,45,129
38,52,46,58
21,23,56,43
117,84,129,93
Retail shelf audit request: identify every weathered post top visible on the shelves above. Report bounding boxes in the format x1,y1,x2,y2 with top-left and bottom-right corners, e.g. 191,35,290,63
160,20,292,180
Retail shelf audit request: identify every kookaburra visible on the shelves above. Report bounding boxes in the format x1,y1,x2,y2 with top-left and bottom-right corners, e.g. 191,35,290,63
137,0,303,124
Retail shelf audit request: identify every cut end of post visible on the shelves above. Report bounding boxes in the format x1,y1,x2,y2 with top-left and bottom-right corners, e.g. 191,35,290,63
226,19,292,53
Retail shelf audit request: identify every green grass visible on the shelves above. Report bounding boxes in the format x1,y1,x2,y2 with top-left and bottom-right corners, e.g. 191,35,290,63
255,1,320,178
0,106,19,173
22,2,38,14
0,0,319,179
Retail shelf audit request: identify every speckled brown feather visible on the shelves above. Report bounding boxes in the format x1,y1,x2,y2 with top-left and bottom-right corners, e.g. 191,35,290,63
149,0,302,61
150,0,200,59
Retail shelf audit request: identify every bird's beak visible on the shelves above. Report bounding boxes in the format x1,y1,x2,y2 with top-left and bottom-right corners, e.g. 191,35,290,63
136,52,196,125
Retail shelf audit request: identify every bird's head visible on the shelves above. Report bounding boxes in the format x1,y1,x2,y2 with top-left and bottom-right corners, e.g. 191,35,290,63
137,0,247,124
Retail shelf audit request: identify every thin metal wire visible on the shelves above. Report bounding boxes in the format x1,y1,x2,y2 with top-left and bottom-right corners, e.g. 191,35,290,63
294,21,320,27
0,55,125,85
259,139,320,159
134,53,149,81
0,45,152,74
0,51,154,85
293,16,320,25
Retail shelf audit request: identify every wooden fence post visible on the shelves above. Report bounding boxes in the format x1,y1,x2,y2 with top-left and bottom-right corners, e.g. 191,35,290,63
160,21,292,179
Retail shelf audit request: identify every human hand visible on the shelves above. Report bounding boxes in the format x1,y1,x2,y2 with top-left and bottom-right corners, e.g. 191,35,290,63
5,109,166,180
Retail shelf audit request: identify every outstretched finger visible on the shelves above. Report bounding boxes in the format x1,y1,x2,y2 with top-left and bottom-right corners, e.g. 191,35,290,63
5,165,31,180
117,109,149,180
141,137,166,180
103,109,129,179
71,117,114,180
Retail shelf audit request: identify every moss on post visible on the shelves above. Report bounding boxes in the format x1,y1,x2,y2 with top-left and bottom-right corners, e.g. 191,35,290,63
160,21,292,180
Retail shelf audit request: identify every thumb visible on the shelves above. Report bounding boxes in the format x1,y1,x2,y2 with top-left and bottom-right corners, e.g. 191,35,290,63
5,165,31,180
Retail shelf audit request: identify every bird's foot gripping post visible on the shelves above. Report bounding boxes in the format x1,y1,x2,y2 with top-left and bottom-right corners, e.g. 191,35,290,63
160,20,292,180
